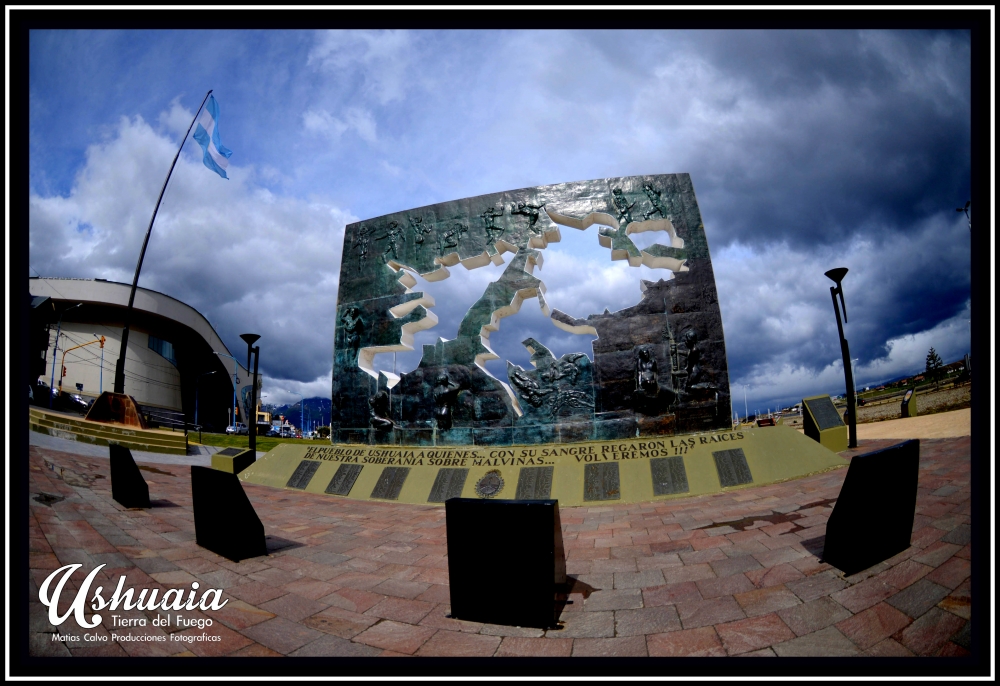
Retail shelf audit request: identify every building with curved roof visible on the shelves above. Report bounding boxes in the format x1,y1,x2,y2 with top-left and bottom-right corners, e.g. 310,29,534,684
29,277,254,432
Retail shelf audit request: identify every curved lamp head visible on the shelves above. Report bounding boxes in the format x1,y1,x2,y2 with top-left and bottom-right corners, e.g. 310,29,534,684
240,333,261,370
824,267,849,286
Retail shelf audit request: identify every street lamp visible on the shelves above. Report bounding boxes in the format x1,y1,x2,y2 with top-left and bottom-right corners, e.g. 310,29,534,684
240,334,261,453
93,334,106,393
956,201,971,230
49,303,82,408
195,370,218,428
824,267,857,448
742,384,750,424
213,351,242,435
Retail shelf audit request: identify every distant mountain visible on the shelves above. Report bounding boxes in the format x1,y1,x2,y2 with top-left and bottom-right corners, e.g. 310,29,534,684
266,396,332,428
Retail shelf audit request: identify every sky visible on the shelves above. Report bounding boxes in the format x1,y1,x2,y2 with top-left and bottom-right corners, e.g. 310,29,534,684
26,27,975,414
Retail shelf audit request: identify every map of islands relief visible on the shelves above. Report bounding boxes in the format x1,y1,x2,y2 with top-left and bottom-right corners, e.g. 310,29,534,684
332,174,732,447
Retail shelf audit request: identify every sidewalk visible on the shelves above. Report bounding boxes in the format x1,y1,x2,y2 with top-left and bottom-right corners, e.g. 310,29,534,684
28,430,267,467
25,424,973,658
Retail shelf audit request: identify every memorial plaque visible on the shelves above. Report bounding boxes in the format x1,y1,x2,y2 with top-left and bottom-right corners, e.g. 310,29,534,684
584,462,621,501
713,448,753,487
804,396,845,431
212,447,255,474
109,444,150,509
428,468,469,502
516,466,554,500
650,455,690,496
217,447,244,457
823,440,919,575
446,498,564,628
285,460,322,490
325,463,363,496
370,466,410,500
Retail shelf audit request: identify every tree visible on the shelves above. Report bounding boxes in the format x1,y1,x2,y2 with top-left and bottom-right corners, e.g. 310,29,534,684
925,348,944,388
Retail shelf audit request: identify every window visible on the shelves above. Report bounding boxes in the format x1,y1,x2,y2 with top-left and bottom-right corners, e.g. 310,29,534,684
148,335,177,367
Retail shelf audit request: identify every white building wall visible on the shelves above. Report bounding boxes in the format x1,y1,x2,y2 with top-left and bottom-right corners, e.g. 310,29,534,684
44,322,183,410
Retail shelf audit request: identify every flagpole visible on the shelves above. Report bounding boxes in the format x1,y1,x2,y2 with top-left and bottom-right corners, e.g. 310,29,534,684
113,89,213,394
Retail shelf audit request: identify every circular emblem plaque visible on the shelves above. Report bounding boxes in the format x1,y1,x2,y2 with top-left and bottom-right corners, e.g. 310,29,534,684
475,469,505,498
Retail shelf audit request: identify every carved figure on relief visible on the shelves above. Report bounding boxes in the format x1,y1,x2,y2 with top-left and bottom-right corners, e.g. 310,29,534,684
376,221,405,260
479,205,505,243
432,373,461,431
641,183,672,222
511,201,546,233
440,222,469,253
341,307,364,350
408,216,433,245
354,225,376,271
369,390,394,430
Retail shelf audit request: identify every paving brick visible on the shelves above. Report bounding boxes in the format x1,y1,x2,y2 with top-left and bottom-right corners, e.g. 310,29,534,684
417,604,483,634
678,547,728,565
925,556,970,590
642,581,702,608
547,611,614,638
353,620,437,655
647,626,726,657
777,597,852,636
614,606,681,636
831,577,895,613
835,602,912,650
241,616,324,655
697,573,755,599
572,636,648,657
613,569,666,590
716,613,796,655
289,634,382,657
863,638,915,657
258,593,328,622
302,606,379,639
937,578,971,620
662,563,716,584
415,630,501,657
745,563,805,590
734,586,802,617
772,626,859,657
895,607,966,656
676,596,746,630
211,599,276,631
495,636,573,657
709,555,763,577
940,524,971,546
324,587,386,614
480,624,545,638
886,579,951,618
913,541,962,567
785,571,846,602
582,588,644,611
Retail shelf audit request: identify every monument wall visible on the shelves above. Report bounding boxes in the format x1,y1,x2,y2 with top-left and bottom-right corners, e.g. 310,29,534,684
331,174,732,446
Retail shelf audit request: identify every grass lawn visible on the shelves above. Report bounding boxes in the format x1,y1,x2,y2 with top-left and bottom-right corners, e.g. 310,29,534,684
192,432,328,453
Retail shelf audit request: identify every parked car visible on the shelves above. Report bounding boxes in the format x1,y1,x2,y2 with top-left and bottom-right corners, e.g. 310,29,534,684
226,423,249,435
266,427,281,437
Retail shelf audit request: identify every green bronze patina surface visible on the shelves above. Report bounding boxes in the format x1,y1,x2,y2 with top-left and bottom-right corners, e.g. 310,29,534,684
333,174,731,446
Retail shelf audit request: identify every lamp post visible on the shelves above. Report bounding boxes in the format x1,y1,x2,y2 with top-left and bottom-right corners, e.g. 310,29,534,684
49,303,82,408
93,334,106,393
195,370,218,428
824,267,857,448
240,334,261,453
742,384,749,424
213,352,242,434
956,201,971,230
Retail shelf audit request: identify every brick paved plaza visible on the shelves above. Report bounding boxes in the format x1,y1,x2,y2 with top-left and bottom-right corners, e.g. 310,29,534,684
24,428,975,661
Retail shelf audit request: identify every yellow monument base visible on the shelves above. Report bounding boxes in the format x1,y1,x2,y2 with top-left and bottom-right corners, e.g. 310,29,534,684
240,424,848,507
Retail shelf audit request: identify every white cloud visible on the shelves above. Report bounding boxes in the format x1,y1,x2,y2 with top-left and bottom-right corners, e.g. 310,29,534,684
307,29,413,105
303,106,377,143
29,107,355,385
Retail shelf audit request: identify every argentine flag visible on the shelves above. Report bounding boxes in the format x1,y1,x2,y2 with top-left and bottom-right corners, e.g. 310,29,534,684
192,95,232,179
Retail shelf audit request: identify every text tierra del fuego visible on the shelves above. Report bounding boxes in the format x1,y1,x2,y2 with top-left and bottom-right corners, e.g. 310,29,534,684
301,432,747,467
